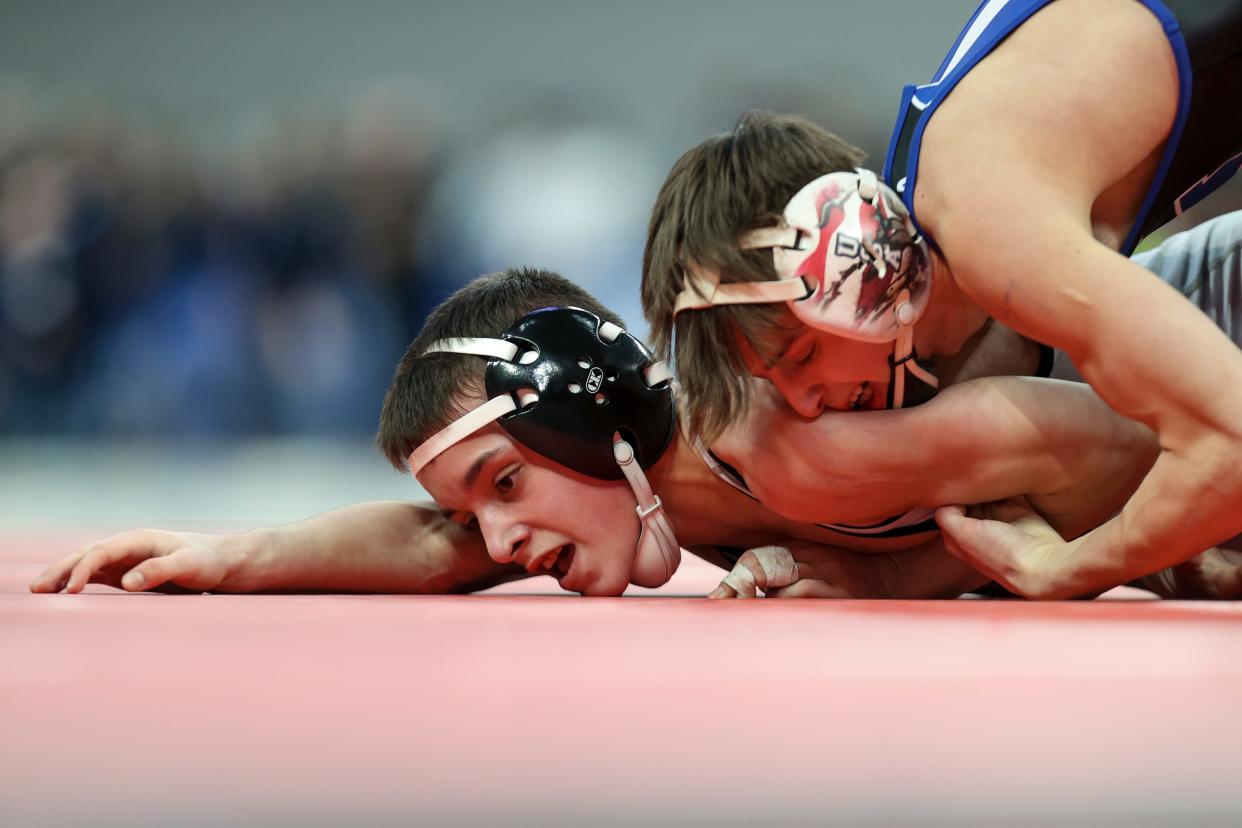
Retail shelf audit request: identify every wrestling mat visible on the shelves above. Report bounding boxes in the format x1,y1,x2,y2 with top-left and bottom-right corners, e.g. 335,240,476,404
3,531,1241,827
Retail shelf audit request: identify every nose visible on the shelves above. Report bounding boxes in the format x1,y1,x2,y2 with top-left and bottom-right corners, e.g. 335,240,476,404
773,374,825,418
479,516,531,565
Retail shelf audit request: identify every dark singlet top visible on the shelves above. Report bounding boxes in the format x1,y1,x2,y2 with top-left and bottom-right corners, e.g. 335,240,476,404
880,0,1213,397
884,0,1242,257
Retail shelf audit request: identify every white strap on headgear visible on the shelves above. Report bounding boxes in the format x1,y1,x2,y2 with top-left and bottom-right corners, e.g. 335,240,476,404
673,216,822,316
408,393,521,477
423,336,542,365
741,226,803,250
673,262,808,315
407,336,538,477
855,166,938,407
613,436,680,587
890,290,938,409
644,360,674,386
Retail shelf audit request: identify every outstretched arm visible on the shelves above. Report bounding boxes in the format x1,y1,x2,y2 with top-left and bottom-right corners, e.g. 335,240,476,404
30,501,527,595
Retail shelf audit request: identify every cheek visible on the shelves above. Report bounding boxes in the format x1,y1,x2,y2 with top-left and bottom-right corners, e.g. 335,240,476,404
774,364,817,399
584,484,643,538
537,474,639,544
583,485,643,574
809,341,890,383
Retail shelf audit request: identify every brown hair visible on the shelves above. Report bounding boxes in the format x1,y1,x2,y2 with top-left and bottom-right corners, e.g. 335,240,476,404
641,111,864,442
377,267,625,471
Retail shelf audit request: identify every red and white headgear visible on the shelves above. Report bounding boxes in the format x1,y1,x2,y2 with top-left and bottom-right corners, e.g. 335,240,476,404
673,168,937,407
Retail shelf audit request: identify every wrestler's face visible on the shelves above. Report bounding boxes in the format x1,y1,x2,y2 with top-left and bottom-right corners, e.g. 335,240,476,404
416,422,642,596
737,322,891,418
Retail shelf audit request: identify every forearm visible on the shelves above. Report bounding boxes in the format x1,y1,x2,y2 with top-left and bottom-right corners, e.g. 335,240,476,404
928,377,1159,539
948,224,1242,593
919,377,1156,513
884,537,990,599
219,501,526,593
1051,447,1242,595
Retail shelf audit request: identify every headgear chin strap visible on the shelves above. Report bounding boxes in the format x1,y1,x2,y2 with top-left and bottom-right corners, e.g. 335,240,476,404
673,168,937,408
407,307,681,589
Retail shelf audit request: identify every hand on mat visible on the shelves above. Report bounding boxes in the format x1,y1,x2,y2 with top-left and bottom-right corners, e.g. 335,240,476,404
936,496,1080,599
30,529,246,594
708,542,899,599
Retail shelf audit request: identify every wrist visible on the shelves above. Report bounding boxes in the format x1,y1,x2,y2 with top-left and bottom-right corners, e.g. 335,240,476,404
1026,536,1101,599
215,527,277,593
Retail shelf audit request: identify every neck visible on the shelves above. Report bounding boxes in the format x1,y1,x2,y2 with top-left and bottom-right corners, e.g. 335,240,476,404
642,424,746,548
912,251,991,361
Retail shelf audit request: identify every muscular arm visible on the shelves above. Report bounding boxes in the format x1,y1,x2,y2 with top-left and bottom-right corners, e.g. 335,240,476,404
714,375,1157,539
916,0,1242,594
31,501,529,595
239,501,527,593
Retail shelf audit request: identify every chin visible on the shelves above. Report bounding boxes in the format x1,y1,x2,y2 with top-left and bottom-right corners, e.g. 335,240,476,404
578,571,630,597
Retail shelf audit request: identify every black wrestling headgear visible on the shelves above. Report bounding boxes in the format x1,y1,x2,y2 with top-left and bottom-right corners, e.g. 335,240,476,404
406,306,680,589
485,307,675,480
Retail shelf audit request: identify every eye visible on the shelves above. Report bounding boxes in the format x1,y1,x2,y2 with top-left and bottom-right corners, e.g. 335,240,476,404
781,339,816,367
495,464,521,494
452,513,479,531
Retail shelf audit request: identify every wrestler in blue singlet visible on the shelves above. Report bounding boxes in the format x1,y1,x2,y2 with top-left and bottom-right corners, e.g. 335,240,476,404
884,0,1242,257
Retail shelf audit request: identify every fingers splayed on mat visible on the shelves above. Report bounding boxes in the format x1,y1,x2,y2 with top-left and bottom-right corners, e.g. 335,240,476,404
30,529,244,594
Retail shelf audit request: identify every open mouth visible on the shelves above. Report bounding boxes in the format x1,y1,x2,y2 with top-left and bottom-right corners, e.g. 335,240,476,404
535,545,576,580
848,381,873,410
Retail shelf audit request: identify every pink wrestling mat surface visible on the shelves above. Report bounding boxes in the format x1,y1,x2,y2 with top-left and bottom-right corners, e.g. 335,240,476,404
4,533,1242,827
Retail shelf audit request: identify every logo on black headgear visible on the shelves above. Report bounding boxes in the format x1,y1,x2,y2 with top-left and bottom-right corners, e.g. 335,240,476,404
485,307,676,480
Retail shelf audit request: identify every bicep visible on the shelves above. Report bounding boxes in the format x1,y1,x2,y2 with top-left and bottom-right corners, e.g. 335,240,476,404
921,21,1180,381
937,185,1242,442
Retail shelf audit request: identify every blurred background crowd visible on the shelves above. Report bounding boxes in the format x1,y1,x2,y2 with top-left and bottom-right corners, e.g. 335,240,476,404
2,0,1238,445
0,0,955,440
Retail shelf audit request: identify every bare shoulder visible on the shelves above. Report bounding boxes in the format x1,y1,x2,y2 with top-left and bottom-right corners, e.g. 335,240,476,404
918,0,1178,223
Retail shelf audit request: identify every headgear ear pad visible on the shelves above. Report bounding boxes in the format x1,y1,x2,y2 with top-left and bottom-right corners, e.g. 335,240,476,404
772,170,931,342
485,307,675,481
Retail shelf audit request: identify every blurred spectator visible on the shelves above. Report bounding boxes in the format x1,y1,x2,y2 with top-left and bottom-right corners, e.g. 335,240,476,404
0,81,438,438
414,109,662,335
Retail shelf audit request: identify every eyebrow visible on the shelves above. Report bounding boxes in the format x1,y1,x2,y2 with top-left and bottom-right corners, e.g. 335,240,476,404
463,447,503,491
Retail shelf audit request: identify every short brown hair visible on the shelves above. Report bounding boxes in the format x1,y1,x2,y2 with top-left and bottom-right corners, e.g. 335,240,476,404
641,111,864,442
377,267,625,471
